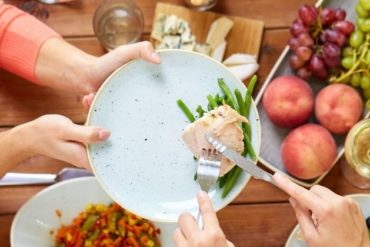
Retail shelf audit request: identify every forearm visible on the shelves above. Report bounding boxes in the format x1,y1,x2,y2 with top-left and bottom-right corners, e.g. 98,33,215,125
35,38,98,94
0,126,31,178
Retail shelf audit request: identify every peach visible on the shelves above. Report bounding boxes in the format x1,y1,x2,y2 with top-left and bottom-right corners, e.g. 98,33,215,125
315,84,363,135
263,76,314,128
281,123,337,180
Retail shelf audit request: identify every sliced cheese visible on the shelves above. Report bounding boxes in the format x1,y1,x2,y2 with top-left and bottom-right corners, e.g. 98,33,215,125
206,17,234,50
223,53,257,66
195,43,211,55
227,63,259,81
164,15,180,35
151,13,166,42
211,40,227,62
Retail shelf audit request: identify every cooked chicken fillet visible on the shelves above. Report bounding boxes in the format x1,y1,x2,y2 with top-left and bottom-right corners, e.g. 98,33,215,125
182,104,248,176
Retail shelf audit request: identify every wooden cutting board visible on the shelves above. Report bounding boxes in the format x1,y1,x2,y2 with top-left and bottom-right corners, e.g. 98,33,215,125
151,2,264,59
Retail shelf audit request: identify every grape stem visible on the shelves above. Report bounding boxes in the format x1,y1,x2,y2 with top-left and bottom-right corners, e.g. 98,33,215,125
331,33,370,83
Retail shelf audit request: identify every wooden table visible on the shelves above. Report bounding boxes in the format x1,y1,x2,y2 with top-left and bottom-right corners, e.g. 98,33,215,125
1,0,369,246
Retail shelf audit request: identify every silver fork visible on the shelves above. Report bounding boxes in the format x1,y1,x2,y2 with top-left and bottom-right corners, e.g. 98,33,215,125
196,148,222,229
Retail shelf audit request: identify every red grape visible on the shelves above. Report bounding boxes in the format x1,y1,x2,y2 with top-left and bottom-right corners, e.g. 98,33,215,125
290,19,309,37
323,29,347,47
297,67,312,79
296,46,313,61
288,4,353,80
290,54,305,69
299,5,318,25
323,42,341,58
332,20,355,36
323,55,340,68
297,33,314,47
309,55,328,79
334,8,346,21
323,42,341,68
288,38,300,50
321,8,336,26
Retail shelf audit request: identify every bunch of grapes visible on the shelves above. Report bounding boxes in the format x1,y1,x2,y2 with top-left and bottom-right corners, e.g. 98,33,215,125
289,5,354,80
330,0,370,106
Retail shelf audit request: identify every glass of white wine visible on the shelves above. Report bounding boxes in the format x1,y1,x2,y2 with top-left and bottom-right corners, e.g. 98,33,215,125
341,118,370,189
93,0,144,51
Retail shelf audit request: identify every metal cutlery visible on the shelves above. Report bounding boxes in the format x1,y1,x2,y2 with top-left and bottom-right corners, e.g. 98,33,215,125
0,167,93,186
196,148,222,229
205,134,276,186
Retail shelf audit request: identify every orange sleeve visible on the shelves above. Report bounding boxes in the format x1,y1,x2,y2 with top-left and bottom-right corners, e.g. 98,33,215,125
0,4,61,83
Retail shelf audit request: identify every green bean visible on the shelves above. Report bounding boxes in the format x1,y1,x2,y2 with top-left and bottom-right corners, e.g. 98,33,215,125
226,98,236,110
218,78,238,110
207,95,218,109
244,132,257,161
235,89,247,117
218,172,229,189
196,105,205,118
194,172,198,181
245,125,252,144
245,75,257,117
222,166,242,198
177,99,196,122
82,215,98,231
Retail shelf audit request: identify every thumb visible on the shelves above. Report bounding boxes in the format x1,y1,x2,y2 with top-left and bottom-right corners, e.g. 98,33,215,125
65,124,111,144
82,93,95,111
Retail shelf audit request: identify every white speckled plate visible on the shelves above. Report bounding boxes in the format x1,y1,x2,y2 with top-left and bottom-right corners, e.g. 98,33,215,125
11,177,177,247
86,50,261,222
285,194,370,247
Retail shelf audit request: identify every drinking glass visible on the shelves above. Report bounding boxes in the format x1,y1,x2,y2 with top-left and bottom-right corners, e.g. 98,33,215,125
341,118,370,189
93,0,144,51
183,0,219,11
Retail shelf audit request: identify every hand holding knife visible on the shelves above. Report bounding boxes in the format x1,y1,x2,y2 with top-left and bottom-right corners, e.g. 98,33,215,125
205,134,276,186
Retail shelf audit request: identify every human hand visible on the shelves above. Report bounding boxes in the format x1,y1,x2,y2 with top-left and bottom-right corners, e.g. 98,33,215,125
81,41,161,110
173,191,234,247
18,114,110,170
273,173,370,247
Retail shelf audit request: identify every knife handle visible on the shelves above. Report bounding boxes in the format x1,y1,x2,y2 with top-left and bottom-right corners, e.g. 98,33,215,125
0,173,56,186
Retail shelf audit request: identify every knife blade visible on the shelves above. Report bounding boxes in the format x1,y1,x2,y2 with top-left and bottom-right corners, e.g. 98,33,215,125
0,168,93,186
205,134,276,185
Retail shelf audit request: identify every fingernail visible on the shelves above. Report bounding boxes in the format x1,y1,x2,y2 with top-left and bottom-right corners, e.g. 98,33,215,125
98,129,111,140
289,197,297,208
197,191,207,199
151,52,160,61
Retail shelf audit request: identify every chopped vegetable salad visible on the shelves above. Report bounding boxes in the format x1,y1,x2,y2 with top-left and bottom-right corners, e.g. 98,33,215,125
55,203,161,247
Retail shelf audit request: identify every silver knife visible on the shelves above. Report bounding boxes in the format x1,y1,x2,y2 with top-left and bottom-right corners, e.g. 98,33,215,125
205,134,276,186
0,168,93,186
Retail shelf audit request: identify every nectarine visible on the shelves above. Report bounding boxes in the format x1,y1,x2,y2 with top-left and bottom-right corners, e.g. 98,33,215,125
315,84,363,135
281,124,337,180
263,76,314,128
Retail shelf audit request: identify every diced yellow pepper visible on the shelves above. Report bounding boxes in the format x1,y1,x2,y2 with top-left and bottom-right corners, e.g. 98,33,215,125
66,232,72,242
95,204,107,212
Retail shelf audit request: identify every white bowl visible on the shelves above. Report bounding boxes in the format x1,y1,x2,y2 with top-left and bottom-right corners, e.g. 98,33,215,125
86,49,261,222
11,177,177,247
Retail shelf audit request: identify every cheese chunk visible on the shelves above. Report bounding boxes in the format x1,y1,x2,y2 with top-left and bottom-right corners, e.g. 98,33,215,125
206,17,234,50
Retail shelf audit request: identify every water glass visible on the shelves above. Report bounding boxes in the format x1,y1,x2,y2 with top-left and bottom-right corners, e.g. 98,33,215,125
93,0,144,51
